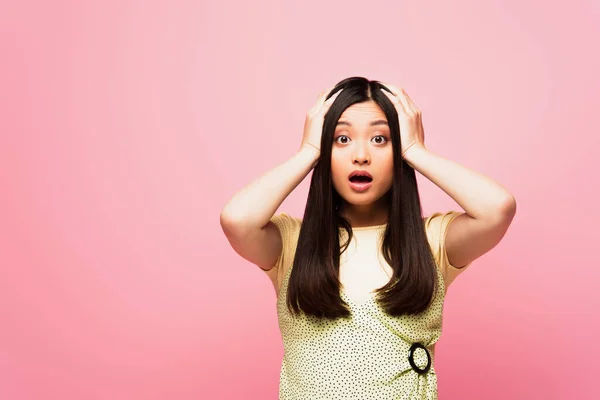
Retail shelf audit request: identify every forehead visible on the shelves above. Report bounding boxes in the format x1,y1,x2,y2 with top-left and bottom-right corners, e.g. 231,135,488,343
338,101,386,123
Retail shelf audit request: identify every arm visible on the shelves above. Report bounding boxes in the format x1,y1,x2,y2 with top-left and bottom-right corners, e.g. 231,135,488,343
404,146,517,268
219,146,319,270
220,146,318,231
221,85,342,271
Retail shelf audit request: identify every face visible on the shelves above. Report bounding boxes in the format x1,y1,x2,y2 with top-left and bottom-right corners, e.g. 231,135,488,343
331,100,394,225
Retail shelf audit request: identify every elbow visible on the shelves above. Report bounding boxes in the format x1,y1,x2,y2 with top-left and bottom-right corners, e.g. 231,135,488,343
220,210,260,238
498,195,517,222
220,204,246,228
220,210,244,236
220,210,236,227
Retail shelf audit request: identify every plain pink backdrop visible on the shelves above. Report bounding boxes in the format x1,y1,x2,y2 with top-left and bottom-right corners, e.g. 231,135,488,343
1,0,598,399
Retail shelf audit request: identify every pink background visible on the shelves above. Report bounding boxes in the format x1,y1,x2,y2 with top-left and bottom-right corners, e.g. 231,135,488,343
1,1,598,399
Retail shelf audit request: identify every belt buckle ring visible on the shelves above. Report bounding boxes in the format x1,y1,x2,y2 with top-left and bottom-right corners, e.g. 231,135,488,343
408,342,431,375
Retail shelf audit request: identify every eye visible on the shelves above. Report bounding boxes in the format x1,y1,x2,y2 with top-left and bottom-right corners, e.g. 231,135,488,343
334,135,388,145
335,135,350,144
373,135,388,144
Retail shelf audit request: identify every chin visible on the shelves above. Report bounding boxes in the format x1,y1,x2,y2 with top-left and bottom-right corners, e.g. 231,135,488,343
341,191,378,203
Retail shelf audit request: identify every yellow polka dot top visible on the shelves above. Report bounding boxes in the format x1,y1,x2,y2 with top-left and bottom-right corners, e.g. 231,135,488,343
263,211,472,400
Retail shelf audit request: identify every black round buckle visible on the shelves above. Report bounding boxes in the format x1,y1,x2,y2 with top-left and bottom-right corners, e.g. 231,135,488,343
408,342,431,375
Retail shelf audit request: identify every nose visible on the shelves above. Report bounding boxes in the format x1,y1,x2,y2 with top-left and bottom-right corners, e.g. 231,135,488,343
352,143,371,165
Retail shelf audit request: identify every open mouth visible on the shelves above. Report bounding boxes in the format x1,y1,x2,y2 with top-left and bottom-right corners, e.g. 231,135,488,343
348,175,373,192
349,176,373,184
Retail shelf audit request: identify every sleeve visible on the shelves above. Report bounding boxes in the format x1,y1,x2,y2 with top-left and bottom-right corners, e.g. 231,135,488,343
268,212,303,293
424,211,473,291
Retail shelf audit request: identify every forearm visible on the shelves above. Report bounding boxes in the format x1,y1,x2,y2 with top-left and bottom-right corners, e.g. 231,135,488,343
404,146,516,220
220,146,319,233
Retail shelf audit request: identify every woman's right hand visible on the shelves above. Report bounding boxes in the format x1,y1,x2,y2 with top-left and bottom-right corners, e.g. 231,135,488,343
300,86,343,156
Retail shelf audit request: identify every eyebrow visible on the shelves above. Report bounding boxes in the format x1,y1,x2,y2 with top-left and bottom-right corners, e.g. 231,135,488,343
336,119,389,127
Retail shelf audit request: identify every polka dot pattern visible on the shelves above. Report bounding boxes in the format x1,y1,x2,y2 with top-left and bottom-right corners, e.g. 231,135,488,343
277,259,443,400
268,212,471,399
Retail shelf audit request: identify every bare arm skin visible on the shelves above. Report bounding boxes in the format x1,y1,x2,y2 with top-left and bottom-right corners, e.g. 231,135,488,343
220,146,318,271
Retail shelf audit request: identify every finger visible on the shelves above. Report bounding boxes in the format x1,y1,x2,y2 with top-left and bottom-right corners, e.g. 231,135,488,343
380,83,406,101
402,89,420,113
390,87,414,115
382,83,415,113
316,90,328,104
325,87,343,103
388,86,419,114
381,83,413,113
313,88,331,110
381,87,407,116
380,82,399,95
310,91,328,113
320,87,343,113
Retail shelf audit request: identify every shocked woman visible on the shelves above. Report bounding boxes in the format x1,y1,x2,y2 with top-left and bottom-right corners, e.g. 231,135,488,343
220,76,516,399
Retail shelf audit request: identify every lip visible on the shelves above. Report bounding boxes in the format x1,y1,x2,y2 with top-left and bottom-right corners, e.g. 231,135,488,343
348,170,373,192
348,170,373,179
348,180,372,192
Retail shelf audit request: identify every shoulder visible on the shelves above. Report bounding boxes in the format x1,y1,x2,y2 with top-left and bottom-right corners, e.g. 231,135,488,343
423,211,470,290
423,211,462,244
267,213,303,294
270,212,303,237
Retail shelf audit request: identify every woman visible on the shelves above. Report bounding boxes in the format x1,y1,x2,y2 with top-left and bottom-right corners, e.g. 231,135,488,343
220,77,516,399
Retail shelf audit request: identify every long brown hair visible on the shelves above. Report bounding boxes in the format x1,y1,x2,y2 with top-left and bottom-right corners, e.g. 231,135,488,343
287,76,439,320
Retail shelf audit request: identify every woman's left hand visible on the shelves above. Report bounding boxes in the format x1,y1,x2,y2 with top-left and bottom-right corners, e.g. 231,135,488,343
380,83,426,159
